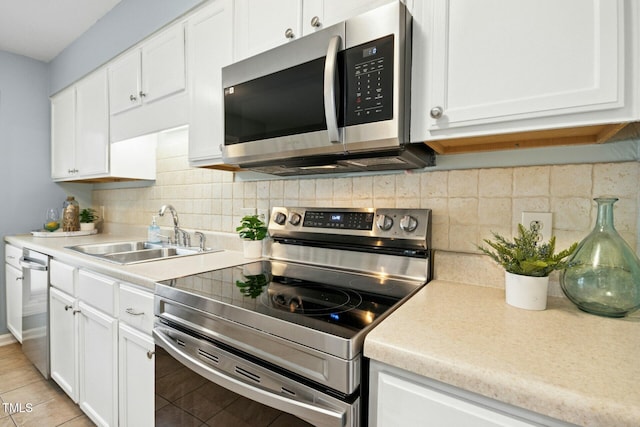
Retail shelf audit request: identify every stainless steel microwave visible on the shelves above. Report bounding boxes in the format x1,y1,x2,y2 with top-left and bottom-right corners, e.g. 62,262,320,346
221,2,434,176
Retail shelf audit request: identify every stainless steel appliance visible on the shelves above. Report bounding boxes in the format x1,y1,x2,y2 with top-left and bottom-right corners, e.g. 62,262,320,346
153,207,431,426
19,249,50,378
221,2,435,176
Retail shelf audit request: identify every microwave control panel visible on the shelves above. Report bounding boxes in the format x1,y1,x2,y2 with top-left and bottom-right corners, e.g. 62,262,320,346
344,34,394,126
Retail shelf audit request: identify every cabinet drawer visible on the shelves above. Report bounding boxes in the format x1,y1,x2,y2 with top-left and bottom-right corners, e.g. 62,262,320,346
78,270,118,316
119,284,154,334
50,260,77,295
5,244,22,269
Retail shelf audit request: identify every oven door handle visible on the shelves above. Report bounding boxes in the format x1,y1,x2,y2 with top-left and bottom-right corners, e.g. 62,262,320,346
153,328,347,427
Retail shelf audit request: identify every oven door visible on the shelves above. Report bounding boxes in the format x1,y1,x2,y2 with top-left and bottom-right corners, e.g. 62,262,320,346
154,323,359,427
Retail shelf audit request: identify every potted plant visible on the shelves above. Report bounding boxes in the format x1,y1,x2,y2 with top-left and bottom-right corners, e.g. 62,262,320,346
478,224,577,310
236,214,268,258
79,208,98,231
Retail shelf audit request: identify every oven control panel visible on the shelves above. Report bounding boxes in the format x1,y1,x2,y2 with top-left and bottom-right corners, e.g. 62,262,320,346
269,207,431,242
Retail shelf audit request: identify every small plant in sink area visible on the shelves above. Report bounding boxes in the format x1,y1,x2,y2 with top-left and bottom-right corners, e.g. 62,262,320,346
79,208,98,224
478,224,577,310
236,214,268,241
237,214,268,259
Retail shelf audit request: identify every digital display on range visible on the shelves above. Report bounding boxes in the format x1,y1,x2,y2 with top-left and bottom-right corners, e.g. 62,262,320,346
363,46,377,58
303,211,374,230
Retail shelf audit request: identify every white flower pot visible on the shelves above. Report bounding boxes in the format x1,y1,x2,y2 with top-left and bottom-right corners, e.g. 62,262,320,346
242,239,263,259
79,222,95,231
504,271,549,310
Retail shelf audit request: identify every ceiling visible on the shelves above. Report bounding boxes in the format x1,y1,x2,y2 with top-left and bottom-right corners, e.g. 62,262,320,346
0,0,122,62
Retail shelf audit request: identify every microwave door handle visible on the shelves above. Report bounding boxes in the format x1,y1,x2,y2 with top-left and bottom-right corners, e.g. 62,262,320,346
324,35,342,144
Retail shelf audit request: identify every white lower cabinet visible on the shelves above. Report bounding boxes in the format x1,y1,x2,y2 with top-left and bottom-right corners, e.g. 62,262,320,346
49,260,156,427
78,301,118,427
50,287,78,401
5,244,23,342
119,323,154,427
369,361,571,427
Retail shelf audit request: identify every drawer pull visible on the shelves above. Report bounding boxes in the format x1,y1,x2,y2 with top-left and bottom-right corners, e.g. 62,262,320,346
125,308,145,316
147,350,155,359
72,310,81,315
64,305,73,311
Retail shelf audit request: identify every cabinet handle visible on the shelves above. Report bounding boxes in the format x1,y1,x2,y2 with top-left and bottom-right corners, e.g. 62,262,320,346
7,255,15,259
129,94,137,101
72,309,81,315
16,276,23,281
146,350,155,359
139,91,146,98
310,16,321,28
64,305,73,311
284,28,295,39
125,307,145,316
430,106,444,119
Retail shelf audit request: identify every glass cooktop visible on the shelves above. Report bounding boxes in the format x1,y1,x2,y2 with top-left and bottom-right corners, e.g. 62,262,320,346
156,260,422,338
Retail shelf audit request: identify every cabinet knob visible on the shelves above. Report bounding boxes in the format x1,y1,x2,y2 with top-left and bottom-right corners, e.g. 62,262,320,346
284,28,295,39
430,106,444,119
129,94,137,101
146,350,155,359
310,16,321,28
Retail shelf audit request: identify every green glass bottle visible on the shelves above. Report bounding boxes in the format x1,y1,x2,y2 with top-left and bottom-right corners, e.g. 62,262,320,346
560,198,640,317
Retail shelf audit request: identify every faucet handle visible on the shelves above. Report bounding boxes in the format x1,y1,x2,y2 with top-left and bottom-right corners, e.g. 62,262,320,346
194,231,206,251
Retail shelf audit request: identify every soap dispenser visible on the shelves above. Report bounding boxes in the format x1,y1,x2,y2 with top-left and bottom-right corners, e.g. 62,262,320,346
148,216,161,243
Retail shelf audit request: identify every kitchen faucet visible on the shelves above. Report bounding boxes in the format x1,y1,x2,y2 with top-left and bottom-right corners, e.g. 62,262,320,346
158,204,186,246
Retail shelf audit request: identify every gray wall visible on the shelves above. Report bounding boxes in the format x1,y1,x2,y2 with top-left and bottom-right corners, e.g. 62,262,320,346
49,0,204,94
0,51,67,335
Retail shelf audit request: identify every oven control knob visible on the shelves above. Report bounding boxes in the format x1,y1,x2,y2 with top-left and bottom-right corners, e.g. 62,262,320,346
289,212,302,226
376,214,393,231
400,215,418,232
273,212,287,225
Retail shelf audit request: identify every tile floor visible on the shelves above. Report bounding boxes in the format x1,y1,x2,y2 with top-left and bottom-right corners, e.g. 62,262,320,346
0,343,313,427
0,343,94,427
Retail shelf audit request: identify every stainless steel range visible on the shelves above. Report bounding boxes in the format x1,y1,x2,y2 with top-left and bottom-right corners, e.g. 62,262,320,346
153,207,431,427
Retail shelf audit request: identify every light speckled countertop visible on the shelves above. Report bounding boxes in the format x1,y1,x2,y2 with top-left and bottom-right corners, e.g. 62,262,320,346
5,231,250,289
364,280,640,427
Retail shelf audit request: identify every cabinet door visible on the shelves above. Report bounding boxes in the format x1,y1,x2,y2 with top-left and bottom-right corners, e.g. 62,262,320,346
50,287,78,402
51,87,76,179
142,24,186,105
75,69,109,177
5,263,22,343
234,0,302,61
188,0,233,164
301,0,394,35
118,323,154,427
375,371,538,427
78,302,118,427
109,49,142,115
415,0,622,136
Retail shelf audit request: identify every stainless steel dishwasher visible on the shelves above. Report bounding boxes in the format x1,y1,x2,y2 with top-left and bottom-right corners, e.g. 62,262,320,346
19,249,50,378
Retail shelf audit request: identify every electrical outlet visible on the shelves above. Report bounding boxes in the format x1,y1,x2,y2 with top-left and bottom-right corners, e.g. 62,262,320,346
521,212,553,243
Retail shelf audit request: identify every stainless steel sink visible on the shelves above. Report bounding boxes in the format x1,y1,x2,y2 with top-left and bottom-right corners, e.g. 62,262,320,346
66,241,220,264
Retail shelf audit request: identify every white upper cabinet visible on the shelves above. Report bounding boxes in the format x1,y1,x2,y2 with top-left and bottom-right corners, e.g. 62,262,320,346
51,69,109,181
187,0,234,166
109,24,186,115
411,0,639,151
108,23,188,142
234,0,394,61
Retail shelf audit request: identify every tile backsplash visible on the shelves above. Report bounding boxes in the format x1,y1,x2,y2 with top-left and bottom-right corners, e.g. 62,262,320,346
93,128,640,265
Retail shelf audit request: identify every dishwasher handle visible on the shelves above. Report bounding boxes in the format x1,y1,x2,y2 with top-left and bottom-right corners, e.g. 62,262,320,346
19,257,48,271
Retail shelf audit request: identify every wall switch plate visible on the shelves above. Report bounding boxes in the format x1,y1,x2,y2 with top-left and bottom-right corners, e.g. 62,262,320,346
521,212,553,243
